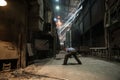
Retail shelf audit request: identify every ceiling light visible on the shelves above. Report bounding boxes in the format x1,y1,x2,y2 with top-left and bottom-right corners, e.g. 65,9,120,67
55,0,59,2
0,0,7,6
56,5,60,10
54,18,57,22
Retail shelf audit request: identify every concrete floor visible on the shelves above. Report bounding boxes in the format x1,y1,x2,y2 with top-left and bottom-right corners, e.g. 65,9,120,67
0,50,120,80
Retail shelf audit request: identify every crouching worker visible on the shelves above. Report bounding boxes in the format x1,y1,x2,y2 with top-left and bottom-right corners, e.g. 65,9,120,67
63,47,82,65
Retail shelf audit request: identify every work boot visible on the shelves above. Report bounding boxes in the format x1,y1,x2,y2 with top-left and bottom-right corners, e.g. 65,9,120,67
62,63,67,65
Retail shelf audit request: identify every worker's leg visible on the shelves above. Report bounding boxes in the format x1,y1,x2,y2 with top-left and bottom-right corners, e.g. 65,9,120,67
72,53,82,64
63,53,71,65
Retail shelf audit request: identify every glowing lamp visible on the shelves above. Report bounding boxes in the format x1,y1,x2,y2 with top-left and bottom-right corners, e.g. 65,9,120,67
56,5,60,10
0,0,7,6
55,0,59,2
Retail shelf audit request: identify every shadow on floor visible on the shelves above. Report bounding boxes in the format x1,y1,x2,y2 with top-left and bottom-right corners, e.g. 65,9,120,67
63,63,82,65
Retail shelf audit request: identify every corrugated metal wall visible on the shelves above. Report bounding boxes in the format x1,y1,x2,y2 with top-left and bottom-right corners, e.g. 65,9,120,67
70,0,105,47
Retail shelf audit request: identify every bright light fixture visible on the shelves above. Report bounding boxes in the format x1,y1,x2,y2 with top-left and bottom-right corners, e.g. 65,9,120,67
56,5,60,10
0,0,7,6
54,18,57,22
55,0,59,2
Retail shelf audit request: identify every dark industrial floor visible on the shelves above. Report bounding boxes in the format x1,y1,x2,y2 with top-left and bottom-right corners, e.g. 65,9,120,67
0,50,120,80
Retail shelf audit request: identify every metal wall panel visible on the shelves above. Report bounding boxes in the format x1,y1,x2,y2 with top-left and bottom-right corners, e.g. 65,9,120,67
65,31,71,47
91,0,105,26
38,0,44,19
29,0,44,31
82,0,89,16
71,28,81,47
83,12,90,32
79,22,83,34
107,0,118,8
35,39,49,50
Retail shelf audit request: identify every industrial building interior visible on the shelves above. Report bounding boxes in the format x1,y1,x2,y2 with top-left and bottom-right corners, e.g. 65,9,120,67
0,0,120,80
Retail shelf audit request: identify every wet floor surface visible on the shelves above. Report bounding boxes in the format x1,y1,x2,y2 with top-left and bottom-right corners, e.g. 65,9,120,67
0,50,120,80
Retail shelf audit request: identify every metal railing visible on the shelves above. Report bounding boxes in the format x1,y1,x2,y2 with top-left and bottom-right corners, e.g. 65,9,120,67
89,47,120,61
